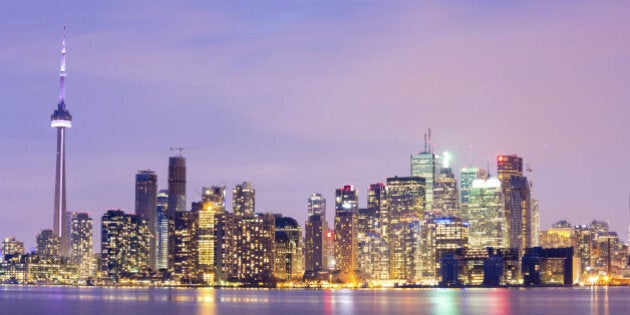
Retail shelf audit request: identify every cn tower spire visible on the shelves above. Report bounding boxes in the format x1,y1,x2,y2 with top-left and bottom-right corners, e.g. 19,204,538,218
58,24,67,108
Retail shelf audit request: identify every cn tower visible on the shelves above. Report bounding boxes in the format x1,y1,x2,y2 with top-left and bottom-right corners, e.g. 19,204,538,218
51,26,72,256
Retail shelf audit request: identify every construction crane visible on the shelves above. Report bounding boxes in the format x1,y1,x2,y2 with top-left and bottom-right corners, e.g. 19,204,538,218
526,145,547,189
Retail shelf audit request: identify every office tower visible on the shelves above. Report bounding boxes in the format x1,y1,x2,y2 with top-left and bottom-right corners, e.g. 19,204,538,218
2,237,25,263
531,199,540,247
308,193,327,218
305,214,326,272
233,182,255,216
197,187,226,284
433,167,459,216
214,213,236,283
334,185,358,280
172,211,198,282
497,155,523,186
36,229,60,258
357,232,390,281
421,217,469,280
367,183,387,236
595,232,621,275
234,213,275,284
459,167,479,219
388,219,422,282
274,215,303,281
101,210,150,281
70,212,93,277
467,177,507,249
305,193,328,272
386,176,425,227
156,190,169,269
410,129,438,211
507,176,532,255
51,27,73,256
335,185,359,212
589,220,610,238
135,170,157,270
574,225,592,277
167,156,187,217
357,208,379,241
539,224,573,249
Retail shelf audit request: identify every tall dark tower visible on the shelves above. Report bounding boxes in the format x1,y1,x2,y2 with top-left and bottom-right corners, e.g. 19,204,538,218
167,154,186,217
135,170,158,269
51,26,72,256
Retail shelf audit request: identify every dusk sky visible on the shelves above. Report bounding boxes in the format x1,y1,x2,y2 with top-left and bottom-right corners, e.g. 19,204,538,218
1,1,629,249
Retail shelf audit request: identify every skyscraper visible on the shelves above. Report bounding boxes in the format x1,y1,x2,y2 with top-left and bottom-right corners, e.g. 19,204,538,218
101,210,150,281
467,177,507,249
167,155,187,217
70,212,93,277
410,129,438,211
386,176,425,227
1,237,25,263
507,176,532,255
459,167,479,220
197,187,226,284
433,167,459,216
135,170,157,269
367,183,387,236
308,193,327,218
233,182,255,216
274,215,303,281
51,27,73,256
334,185,358,280
36,229,60,258
156,190,169,270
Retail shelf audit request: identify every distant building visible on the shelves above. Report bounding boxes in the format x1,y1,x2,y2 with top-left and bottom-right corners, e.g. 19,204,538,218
274,215,303,281
507,175,532,255
367,183,387,236
334,185,359,280
234,213,275,285
101,210,150,281
522,247,573,287
308,193,327,218
433,167,459,217
167,156,187,217
467,177,507,249
156,190,169,270
357,233,389,281
386,176,425,227
36,229,60,259
388,219,422,282
197,190,226,284
70,212,93,277
459,167,479,219
2,237,25,263
135,170,157,270
172,211,198,283
233,182,255,216
422,217,469,279
305,213,327,272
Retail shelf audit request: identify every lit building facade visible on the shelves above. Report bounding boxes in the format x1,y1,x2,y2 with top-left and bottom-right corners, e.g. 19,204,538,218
367,183,387,236
101,210,150,281
167,156,187,217
156,190,169,270
197,188,226,284
233,182,255,217
507,176,532,255
305,213,327,272
422,217,469,280
433,167,459,216
2,237,25,263
234,213,275,284
308,193,326,218
467,177,507,249
357,232,390,281
172,211,198,283
70,212,93,277
334,185,358,280
36,229,60,259
459,167,479,219
135,170,157,270
386,176,425,227
388,219,422,282
274,215,303,281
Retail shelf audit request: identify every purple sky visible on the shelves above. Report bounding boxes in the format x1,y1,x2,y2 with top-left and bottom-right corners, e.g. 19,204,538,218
1,1,629,249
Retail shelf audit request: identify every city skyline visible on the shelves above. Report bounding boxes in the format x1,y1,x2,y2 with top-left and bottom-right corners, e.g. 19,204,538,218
1,1,629,248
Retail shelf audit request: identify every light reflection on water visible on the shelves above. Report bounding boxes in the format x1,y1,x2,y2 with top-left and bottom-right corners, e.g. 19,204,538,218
0,285,629,314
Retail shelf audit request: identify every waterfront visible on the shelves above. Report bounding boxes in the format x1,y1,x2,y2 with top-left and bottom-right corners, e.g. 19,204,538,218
0,286,627,315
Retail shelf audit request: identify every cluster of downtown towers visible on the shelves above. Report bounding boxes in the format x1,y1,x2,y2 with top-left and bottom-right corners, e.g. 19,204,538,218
2,34,544,286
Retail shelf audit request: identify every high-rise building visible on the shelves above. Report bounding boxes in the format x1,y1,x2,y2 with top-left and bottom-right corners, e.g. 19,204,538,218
70,212,93,277
574,225,592,276
367,183,387,236
459,167,479,219
305,193,328,272
410,130,438,211
172,211,198,282
101,210,150,281
497,155,523,186
2,237,25,263
467,177,507,249
167,156,187,217
433,167,459,216
274,215,303,281
51,27,73,256
36,229,60,258
507,176,532,255
531,199,540,247
308,193,327,218
334,185,358,280
357,233,390,281
234,213,275,284
135,170,157,270
305,214,326,272
388,219,422,282
156,190,169,270
386,176,425,227
233,182,255,216
197,187,226,284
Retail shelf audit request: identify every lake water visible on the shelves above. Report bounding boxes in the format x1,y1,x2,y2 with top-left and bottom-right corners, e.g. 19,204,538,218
0,285,626,314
